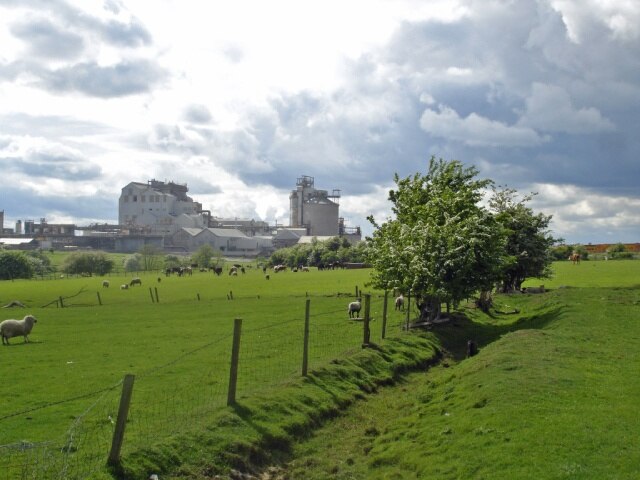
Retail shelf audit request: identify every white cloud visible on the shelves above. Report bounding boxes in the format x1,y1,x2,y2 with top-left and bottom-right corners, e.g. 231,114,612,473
420,105,548,147
518,83,615,134
550,0,640,43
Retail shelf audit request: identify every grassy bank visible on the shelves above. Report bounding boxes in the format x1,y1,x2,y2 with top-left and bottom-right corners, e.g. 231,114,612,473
261,264,640,479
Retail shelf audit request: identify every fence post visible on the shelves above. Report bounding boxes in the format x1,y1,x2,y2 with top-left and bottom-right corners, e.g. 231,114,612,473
302,298,311,376
97,292,102,306
107,374,135,467
362,293,371,347
149,288,155,303
154,287,159,303
382,290,388,339
59,296,64,308
227,318,243,406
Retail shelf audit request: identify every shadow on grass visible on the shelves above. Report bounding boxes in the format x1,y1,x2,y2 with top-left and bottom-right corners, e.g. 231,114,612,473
428,305,565,361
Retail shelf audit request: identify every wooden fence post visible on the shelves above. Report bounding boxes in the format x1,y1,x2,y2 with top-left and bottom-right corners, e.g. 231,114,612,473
362,293,371,347
227,318,243,406
149,288,155,303
59,296,64,308
154,287,159,303
302,298,311,376
97,292,102,306
382,290,388,339
107,374,135,467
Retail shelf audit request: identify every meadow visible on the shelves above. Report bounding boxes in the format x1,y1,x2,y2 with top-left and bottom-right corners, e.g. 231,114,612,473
272,260,640,480
0,264,397,479
1,258,639,479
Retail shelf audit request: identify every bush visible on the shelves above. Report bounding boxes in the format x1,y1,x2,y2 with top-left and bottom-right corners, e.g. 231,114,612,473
0,251,34,280
62,252,114,276
124,254,142,272
608,251,634,260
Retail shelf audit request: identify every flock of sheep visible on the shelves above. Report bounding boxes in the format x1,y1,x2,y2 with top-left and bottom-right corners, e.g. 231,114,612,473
1,267,409,346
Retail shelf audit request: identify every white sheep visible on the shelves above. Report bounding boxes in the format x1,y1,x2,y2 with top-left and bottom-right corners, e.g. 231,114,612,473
348,299,362,319
1,315,38,345
395,294,404,311
120,284,129,290
102,280,110,288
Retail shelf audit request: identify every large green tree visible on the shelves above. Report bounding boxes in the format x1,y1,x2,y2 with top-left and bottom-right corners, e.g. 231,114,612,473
489,187,558,292
366,158,508,321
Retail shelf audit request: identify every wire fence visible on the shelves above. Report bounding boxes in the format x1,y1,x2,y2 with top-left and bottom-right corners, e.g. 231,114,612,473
0,292,405,479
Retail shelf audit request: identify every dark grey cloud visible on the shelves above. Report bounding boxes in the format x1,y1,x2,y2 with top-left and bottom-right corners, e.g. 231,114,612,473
0,113,113,137
10,17,85,59
183,104,213,124
38,60,166,97
0,184,116,221
99,18,151,47
1,0,152,48
174,177,222,196
0,139,102,180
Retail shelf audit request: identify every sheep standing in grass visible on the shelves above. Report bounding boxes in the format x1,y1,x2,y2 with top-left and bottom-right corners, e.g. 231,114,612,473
395,294,404,311
120,284,129,290
1,315,37,345
348,299,362,319
102,280,110,288
130,278,142,286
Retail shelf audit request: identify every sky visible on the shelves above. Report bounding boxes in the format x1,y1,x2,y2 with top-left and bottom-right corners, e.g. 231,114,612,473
1,0,639,244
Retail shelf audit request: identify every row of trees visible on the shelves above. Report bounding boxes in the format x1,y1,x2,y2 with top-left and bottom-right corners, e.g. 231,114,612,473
366,158,558,321
268,236,368,268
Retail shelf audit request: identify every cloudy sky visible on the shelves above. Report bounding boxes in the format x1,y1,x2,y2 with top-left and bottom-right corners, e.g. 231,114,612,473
1,0,639,244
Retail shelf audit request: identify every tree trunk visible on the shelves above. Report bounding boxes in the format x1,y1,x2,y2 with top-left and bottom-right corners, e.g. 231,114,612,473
417,295,441,323
476,290,493,312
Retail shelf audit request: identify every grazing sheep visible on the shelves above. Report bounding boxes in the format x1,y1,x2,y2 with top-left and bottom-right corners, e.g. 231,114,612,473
102,280,110,288
130,278,142,286
301,266,310,272
348,299,362,319
120,284,129,290
265,274,270,280
1,315,37,345
230,270,238,276
229,266,238,276
395,294,404,311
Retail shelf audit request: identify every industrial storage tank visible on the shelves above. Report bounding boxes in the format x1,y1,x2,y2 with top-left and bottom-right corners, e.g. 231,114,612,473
289,176,340,236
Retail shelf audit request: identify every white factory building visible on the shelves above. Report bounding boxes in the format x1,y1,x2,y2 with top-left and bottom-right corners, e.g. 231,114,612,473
117,177,359,254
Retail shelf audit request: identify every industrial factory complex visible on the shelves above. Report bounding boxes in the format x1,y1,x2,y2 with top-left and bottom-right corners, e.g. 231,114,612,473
0,176,361,256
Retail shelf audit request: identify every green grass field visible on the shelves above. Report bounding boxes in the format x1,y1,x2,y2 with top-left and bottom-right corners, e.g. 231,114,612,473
273,260,640,480
1,259,639,479
0,266,394,479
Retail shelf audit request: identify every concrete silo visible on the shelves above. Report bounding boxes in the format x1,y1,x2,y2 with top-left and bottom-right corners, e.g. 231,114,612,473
289,176,340,236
